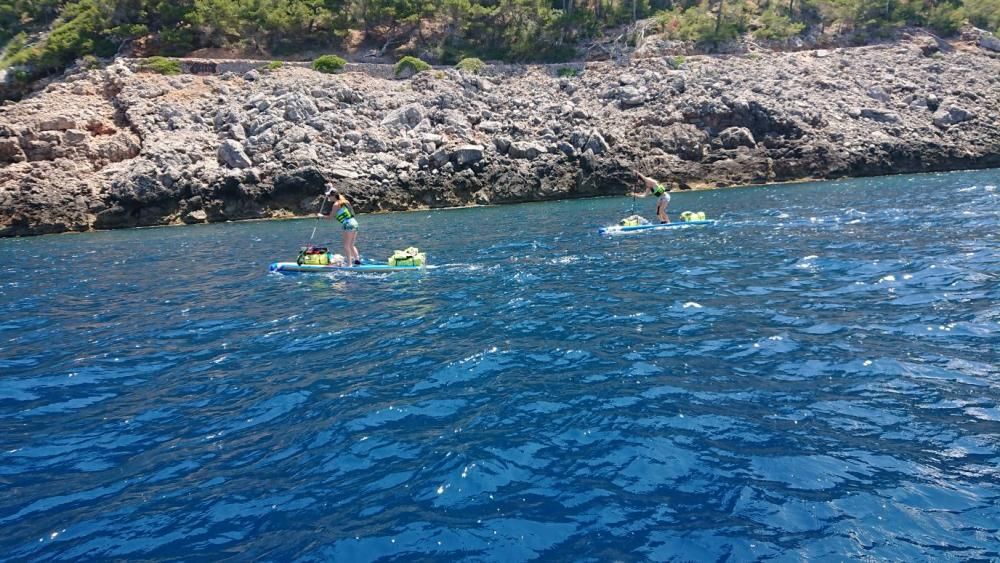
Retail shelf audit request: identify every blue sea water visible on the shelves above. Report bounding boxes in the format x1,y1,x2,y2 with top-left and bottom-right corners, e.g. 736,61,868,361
1,169,998,561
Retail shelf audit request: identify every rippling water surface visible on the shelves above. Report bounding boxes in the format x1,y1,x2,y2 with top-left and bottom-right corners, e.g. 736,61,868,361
1,170,999,560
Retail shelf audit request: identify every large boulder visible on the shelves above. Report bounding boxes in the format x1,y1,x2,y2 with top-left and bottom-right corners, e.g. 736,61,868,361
182,209,208,224
619,73,641,85
926,94,941,112
508,141,546,160
614,86,645,108
283,94,319,123
718,126,756,149
932,105,976,128
0,138,25,163
652,123,708,161
584,131,610,155
37,116,76,131
859,108,901,124
63,129,88,146
866,86,890,103
218,140,253,169
381,104,425,129
430,147,450,168
478,120,502,133
980,33,1000,53
451,144,485,166
334,87,363,104
493,137,512,155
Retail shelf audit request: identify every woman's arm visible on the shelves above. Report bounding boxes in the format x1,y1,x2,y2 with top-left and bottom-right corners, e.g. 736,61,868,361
636,173,657,191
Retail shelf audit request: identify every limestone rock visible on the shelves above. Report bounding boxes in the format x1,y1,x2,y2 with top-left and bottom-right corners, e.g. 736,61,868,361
451,144,484,166
980,34,1000,53
219,140,253,169
430,147,450,168
3,33,1000,237
584,131,610,155
63,129,88,145
381,104,424,129
926,94,941,112
283,94,318,123
38,116,76,131
859,108,901,123
0,138,25,163
182,209,208,223
932,105,975,128
718,127,756,149
329,168,360,179
866,86,890,103
493,137,511,155
508,141,546,160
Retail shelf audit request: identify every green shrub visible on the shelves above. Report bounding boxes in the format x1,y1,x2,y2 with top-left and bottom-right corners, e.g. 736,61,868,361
0,5,17,44
433,70,446,79
4,0,106,72
80,54,101,69
4,32,29,60
455,57,485,74
108,23,149,42
158,28,196,56
926,3,965,36
755,8,805,40
312,55,346,73
963,0,1000,31
140,56,181,75
394,55,430,76
264,60,283,71
557,67,578,77
668,55,686,69
517,43,577,63
655,2,744,43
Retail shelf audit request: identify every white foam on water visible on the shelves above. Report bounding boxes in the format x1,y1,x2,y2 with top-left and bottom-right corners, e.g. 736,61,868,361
551,256,579,265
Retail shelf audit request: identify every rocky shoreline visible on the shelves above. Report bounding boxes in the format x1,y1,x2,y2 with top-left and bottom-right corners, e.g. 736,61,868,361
1,31,999,237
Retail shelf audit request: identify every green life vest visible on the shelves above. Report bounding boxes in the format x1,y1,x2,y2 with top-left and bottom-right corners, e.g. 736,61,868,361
334,204,353,224
653,184,667,196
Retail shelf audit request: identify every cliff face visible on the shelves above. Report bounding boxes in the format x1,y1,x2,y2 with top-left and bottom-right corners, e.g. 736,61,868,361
1,32,999,237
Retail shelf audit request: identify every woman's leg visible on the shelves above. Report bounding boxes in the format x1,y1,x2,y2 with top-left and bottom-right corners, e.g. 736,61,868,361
346,231,359,264
342,231,353,266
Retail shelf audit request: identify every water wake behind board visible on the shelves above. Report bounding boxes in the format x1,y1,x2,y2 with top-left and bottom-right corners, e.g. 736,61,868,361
599,220,718,236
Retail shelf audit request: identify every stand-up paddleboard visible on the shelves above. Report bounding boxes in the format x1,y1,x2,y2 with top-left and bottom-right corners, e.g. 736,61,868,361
269,262,425,274
599,219,717,235
272,246,427,274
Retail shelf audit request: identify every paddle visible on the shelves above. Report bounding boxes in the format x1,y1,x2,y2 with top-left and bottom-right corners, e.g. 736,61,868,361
310,193,327,241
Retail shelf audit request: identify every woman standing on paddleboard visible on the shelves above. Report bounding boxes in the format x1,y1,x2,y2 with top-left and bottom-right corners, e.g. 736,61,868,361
636,172,671,224
319,187,361,266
